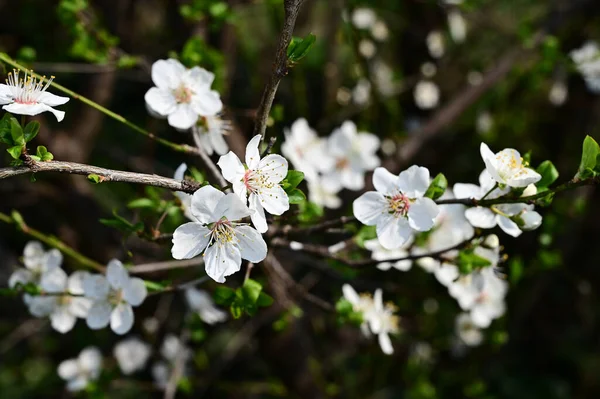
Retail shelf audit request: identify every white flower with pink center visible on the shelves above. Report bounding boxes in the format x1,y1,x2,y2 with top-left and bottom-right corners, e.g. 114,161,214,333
217,135,289,233
480,142,541,188
171,185,267,283
353,166,440,250
145,59,222,130
0,69,69,121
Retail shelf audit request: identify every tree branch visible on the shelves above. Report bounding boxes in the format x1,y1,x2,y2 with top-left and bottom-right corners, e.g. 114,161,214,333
254,0,305,142
0,159,203,194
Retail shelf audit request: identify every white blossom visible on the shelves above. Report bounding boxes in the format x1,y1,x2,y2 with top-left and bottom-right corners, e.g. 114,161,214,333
414,80,440,109
455,313,483,347
476,111,493,134
218,134,289,233
369,289,400,355
28,269,92,333
171,185,267,283
454,170,542,237
145,59,222,130
84,260,147,335
184,287,227,324
307,175,342,209
549,80,568,106
351,8,377,29
342,284,376,337
0,69,69,121
352,78,372,105
323,121,380,191
447,11,467,43
358,39,377,59
570,41,600,93
192,115,230,155
9,241,62,291
152,334,191,389
426,31,445,58
114,337,151,375
57,347,102,392
364,237,413,271
174,163,194,221
370,20,389,41
480,142,541,188
353,166,440,250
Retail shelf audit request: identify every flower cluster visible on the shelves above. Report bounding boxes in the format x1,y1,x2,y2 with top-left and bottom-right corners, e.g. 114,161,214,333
570,41,600,93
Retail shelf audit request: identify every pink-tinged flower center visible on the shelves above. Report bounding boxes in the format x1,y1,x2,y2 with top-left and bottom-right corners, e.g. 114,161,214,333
5,69,54,105
209,219,236,245
388,193,411,217
173,85,193,103
335,157,349,170
243,169,273,193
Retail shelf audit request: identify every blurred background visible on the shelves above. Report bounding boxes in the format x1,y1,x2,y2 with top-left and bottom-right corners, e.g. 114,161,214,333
1,0,600,398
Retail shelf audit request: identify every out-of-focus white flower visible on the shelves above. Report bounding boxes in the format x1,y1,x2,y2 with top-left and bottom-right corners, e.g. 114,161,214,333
364,237,413,271
447,11,467,43
371,20,389,41
353,166,439,249
152,334,191,389
373,61,401,97
426,31,445,58
171,186,267,282
414,80,440,109
479,143,541,188
307,175,342,209
28,269,92,333
281,118,333,182
351,8,377,29
358,39,377,59
455,313,483,346
476,111,493,135
145,59,222,130
352,78,372,105
58,347,102,392
324,121,380,191
185,287,227,324
84,260,147,335
454,170,542,237
9,241,62,292
336,87,352,105
192,115,230,156
174,163,194,221
570,41,600,93
0,69,69,121
549,80,568,106
467,71,483,86
411,342,434,364
420,62,437,78
369,289,400,355
218,134,289,233
114,337,151,375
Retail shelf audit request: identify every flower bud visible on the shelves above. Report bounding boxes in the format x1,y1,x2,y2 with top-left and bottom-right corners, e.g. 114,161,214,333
522,183,537,197
483,234,500,249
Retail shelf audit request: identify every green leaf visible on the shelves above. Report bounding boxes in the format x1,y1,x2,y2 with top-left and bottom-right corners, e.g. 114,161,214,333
213,286,236,305
127,198,156,209
283,170,304,190
577,135,600,178
595,153,600,173
143,280,170,292
87,174,102,184
257,292,274,307
6,145,22,159
424,173,448,200
354,225,377,248
24,121,40,143
242,279,263,305
335,298,353,315
287,188,306,204
456,249,491,274
9,117,24,145
287,33,316,63
535,160,559,189
298,201,323,223
36,146,53,161
99,210,144,234
230,303,243,319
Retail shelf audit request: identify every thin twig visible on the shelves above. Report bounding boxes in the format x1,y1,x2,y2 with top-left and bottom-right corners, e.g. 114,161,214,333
191,128,228,187
0,159,203,194
254,0,306,142
130,258,204,274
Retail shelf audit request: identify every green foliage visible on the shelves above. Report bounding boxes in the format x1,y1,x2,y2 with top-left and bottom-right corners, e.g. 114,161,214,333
99,210,144,235
180,0,232,25
143,280,171,292
297,200,324,223
282,170,306,203
456,248,492,275
424,173,448,200
335,298,363,327
576,135,600,179
287,188,306,204
287,34,317,66
87,174,102,184
30,146,53,162
535,160,558,190
213,279,274,319
354,225,377,248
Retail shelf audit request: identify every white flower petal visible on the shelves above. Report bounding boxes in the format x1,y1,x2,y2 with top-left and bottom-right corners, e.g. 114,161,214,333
376,215,413,250
257,154,288,183
353,191,387,225
257,184,289,216
3,102,65,121
191,90,223,116
397,165,430,198
45,249,63,270
340,167,366,191
168,103,198,130
9,269,33,288
145,87,177,116
174,163,188,181
106,259,129,290
111,303,135,335
57,359,79,380
464,207,497,229
190,185,225,224
68,271,89,295
37,91,70,106
408,197,439,231
217,151,245,183
28,297,57,317
342,284,360,305
123,277,148,307
378,332,394,355
434,263,459,287
79,347,103,375
497,216,522,237
506,168,542,187
372,167,398,195
86,301,112,329
235,225,268,263
40,267,68,293
171,222,211,260
151,59,185,89
69,297,92,319
213,193,252,221
245,135,262,169
50,307,77,333
23,241,45,270
249,193,268,233
480,143,503,183
521,210,542,230
83,274,110,300
209,127,229,155
453,183,481,199
204,242,242,283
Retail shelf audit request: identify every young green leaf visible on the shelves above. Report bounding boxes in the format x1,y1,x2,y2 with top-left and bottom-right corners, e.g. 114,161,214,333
9,117,24,146
287,33,316,64
424,173,448,200
213,286,236,305
287,188,306,204
6,145,22,159
354,225,377,248
36,146,53,161
127,198,156,209
242,279,263,305
535,160,559,189
283,170,304,190
577,135,600,178
256,292,274,307
24,121,40,143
